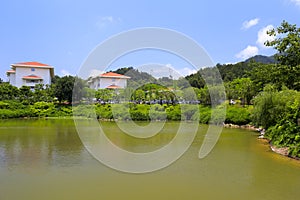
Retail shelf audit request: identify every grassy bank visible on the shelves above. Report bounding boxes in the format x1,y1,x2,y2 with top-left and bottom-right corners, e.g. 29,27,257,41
0,100,252,125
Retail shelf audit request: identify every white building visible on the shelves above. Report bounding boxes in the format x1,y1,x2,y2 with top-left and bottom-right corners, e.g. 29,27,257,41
88,72,130,90
6,61,54,89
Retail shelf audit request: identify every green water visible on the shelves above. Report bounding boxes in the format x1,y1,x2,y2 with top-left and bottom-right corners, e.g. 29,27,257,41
0,119,299,200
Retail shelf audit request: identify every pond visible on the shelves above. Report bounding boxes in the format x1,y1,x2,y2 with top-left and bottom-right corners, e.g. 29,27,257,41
0,119,299,200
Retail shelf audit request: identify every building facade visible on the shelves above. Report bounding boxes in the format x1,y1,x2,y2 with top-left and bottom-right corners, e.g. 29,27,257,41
88,72,130,90
6,62,54,89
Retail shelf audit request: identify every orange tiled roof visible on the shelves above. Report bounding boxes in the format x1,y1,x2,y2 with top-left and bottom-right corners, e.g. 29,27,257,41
100,72,130,78
22,75,43,80
106,84,122,89
13,61,52,68
14,61,50,67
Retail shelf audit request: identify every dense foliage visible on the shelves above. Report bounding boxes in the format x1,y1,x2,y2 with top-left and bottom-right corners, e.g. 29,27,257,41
252,86,300,157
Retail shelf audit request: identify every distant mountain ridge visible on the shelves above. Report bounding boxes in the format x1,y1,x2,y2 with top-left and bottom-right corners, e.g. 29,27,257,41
245,55,277,64
110,55,278,87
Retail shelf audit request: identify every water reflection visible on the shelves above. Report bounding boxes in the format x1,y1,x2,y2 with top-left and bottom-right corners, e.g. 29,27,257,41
0,119,84,170
0,119,300,200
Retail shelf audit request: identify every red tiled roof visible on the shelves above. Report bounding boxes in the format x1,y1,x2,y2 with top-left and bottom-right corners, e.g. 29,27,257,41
100,72,130,78
12,61,53,69
15,61,49,67
22,75,43,80
106,84,122,89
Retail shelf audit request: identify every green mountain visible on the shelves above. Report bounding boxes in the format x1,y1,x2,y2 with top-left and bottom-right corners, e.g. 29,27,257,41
112,67,156,86
245,55,277,64
186,55,277,88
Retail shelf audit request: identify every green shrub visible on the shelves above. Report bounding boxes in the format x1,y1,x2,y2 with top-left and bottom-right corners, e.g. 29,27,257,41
30,102,56,117
72,104,96,118
0,108,32,118
181,105,199,121
149,104,167,121
95,104,113,119
166,105,181,120
226,106,251,125
199,106,211,124
0,101,10,109
111,104,130,120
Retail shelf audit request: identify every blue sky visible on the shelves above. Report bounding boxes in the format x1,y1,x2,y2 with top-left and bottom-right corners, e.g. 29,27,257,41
1,0,300,80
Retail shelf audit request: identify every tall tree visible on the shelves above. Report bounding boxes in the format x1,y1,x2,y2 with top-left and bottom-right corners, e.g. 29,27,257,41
73,77,88,103
0,82,19,101
95,89,114,102
54,76,75,103
33,84,54,102
19,86,33,104
265,20,300,67
229,78,254,105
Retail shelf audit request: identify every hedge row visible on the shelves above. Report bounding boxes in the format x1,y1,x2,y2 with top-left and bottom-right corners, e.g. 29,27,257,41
0,101,252,125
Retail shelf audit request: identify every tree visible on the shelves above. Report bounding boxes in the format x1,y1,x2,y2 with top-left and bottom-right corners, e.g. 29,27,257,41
251,85,299,128
133,89,145,102
182,87,197,102
229,78,255,105
0,82,19,101
83,87,95,102
33,84,54,102
198,86,210,105
73,77,88,103
19,86,33,104
249,63,300,91
265,20,300,67
54,76,75,103
95,89,114,102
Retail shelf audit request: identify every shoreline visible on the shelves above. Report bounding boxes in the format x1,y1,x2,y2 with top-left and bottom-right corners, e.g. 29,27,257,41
223,123,258,131
223,123,300,161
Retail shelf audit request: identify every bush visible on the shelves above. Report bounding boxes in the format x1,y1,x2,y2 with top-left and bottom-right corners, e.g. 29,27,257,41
181,105,199,121
199,106,211,124
149,104,167,121
111,104,130,120
254,86,300,158
30,102,56,117
166,105,181,120
95,104,113,119
0,101,10,109
226,106,251,125
0,108,33,118
72,104,96,118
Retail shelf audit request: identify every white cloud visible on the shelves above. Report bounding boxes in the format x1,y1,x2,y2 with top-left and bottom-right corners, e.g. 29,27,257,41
136,63,196,79
291,0,300,7
96,16,121,29
256,25,275,48
235,45,259,60
164,64,196,78
242,18,260,30
89,69,104,78
60,69,73,76
176,67,197,77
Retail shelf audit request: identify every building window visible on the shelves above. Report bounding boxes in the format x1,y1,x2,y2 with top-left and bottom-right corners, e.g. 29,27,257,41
31,68,35,72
